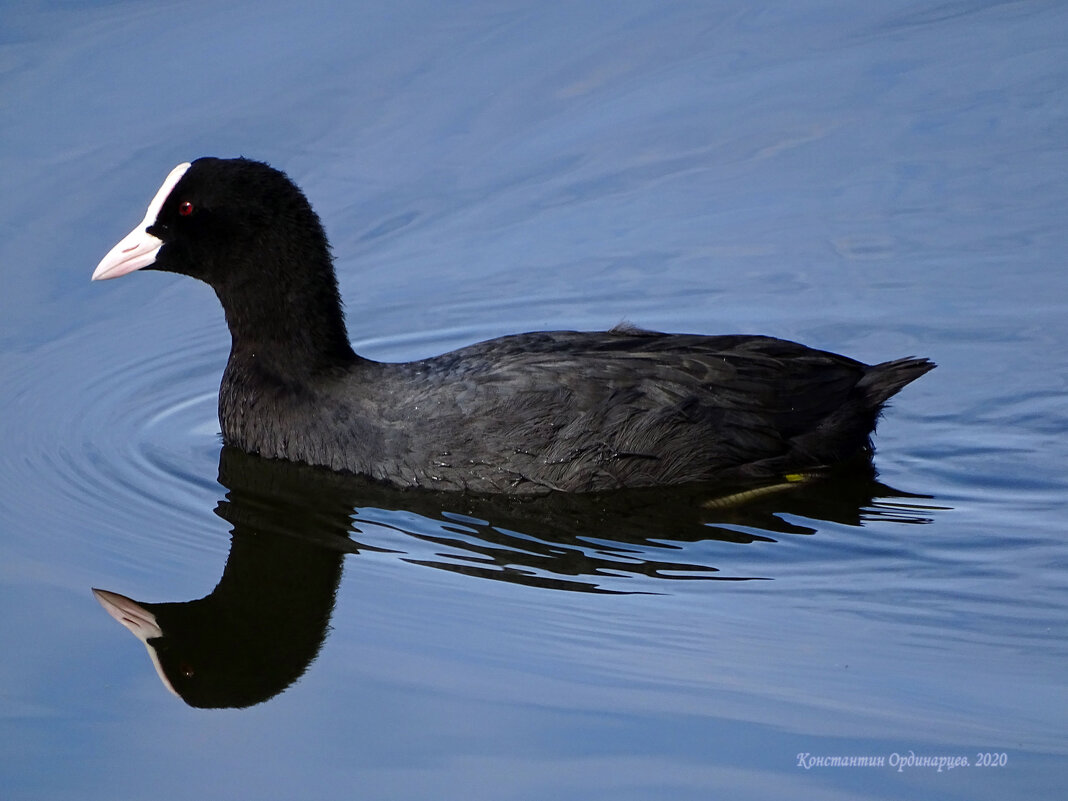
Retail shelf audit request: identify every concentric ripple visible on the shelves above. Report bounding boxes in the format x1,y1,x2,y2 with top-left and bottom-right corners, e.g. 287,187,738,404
5,308,227,568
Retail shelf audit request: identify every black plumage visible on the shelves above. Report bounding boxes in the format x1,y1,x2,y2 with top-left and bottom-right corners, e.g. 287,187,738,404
94,157,933,494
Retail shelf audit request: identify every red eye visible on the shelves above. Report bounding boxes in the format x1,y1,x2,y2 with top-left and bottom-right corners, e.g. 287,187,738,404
178,201,194,216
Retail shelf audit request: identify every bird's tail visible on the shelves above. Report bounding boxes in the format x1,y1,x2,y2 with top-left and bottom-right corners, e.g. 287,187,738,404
859,357,935,407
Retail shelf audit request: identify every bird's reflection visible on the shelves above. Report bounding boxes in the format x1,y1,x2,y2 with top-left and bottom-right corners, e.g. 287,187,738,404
94,446,938,708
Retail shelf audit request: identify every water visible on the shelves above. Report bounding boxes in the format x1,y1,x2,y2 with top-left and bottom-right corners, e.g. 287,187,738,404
2,1,1066,798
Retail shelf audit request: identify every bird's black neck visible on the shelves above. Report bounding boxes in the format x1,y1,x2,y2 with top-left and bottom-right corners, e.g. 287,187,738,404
216,252,359,378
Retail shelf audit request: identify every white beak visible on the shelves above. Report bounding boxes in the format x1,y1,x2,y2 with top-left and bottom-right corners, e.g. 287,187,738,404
92,162,192,281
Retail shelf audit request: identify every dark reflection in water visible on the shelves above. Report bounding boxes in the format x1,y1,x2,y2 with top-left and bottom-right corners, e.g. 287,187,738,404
94,446,936,708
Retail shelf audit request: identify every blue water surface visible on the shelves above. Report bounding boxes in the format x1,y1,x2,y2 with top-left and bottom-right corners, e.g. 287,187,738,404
2,2,1066,799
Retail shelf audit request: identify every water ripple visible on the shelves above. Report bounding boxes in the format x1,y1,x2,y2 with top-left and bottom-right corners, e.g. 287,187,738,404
5,318,225,567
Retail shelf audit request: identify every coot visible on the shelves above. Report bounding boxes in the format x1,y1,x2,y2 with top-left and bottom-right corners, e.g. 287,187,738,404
93,158,933,494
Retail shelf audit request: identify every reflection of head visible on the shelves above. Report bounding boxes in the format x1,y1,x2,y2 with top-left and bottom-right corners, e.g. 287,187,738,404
93,449,354,708
93,521,343,708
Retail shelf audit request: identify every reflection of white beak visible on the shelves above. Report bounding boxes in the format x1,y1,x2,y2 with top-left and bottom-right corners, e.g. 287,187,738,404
92,162,191,281
92,588,179,698
92,588,162,640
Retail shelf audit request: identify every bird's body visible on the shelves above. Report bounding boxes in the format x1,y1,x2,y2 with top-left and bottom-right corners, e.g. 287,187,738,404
94,157,933,494
218,326,929,494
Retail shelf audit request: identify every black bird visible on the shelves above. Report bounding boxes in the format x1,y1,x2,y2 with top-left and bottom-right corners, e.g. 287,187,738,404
93,157,933,494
